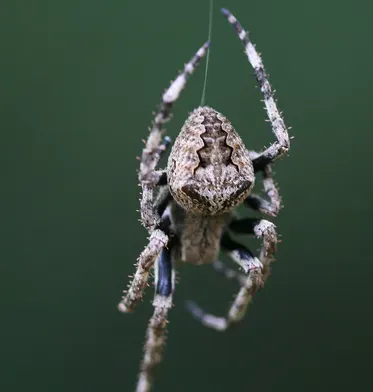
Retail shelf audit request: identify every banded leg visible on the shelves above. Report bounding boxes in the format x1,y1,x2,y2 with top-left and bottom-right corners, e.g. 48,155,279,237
186,245,262,331
221,233,263,274
230,218,278,262
139,41,210,231
150,136,173,187
136,246,175,392
221,8,290,170
245,151,281,217
118,228,169,313
186,221,278,331
229,218,278,289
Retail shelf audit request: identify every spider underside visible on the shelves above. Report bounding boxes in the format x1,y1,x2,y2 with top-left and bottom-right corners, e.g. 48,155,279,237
118,8,290,392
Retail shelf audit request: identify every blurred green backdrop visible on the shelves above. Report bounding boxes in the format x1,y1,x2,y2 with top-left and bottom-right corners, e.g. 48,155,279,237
2,0,373,391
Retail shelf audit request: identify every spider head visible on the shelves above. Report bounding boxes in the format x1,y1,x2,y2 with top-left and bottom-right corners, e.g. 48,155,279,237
167,106,254,214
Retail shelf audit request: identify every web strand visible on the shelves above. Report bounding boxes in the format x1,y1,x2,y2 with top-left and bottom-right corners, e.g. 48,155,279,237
200,0,213,106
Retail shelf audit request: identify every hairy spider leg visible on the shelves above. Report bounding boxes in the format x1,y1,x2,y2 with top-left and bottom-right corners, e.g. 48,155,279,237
140,41,210,231
221,8,290,171
117,228,169,313
118,210,171,313
244,151,281,216
186,234,262,331
136,246,175,392
186,220,277,331
221,233,263,274
153,136,173,187
185,247,260,331
230,218,277,259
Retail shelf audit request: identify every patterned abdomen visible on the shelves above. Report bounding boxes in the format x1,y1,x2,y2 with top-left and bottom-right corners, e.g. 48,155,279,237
167,106,255,215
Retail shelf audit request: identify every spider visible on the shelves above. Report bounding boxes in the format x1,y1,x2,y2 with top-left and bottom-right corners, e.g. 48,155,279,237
118,8,290,392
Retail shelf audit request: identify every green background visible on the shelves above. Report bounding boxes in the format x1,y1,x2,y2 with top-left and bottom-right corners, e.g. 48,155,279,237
2,0,373,391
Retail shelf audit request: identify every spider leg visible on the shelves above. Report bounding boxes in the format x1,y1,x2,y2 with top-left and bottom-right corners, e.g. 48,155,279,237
118,196,172,313
157,135,172,158
221,233,263,274
244,151,281,217
154,187,173,217
118,227,169,313
136,246,175,392
211,260,248,286
139,41,210,231
185,244,261,332
230,218,277,262
186,221,277,331
221,8,290,169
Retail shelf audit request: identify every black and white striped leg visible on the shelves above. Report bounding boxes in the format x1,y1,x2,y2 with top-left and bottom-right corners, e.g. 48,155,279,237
139,40,210,231
136,246,175,392
154,187,173,218
221,8,290,169
186,236,263,332
229,218,278,262
244,151,281,217
221,233,262,274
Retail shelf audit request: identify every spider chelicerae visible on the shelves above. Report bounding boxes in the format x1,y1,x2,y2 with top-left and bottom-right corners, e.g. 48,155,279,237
118,8,290,392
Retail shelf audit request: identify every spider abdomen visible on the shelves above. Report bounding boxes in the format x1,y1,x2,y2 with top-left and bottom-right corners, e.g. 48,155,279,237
167,106,255,214
171,205,230,265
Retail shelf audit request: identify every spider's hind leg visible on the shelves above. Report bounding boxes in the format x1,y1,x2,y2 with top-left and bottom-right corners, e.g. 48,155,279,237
186,244,261,332
186,221,277,332
136,245,175,392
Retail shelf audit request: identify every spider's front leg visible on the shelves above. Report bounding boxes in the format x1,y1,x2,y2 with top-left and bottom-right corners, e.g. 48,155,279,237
136,245,175,392
221,8,290,170
139,40,210,231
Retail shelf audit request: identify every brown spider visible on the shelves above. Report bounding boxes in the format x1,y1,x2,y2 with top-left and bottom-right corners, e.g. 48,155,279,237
118,8,290,392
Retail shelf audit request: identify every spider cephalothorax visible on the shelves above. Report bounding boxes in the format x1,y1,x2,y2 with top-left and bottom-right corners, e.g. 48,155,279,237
168,106,254,215
118,8,290,392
